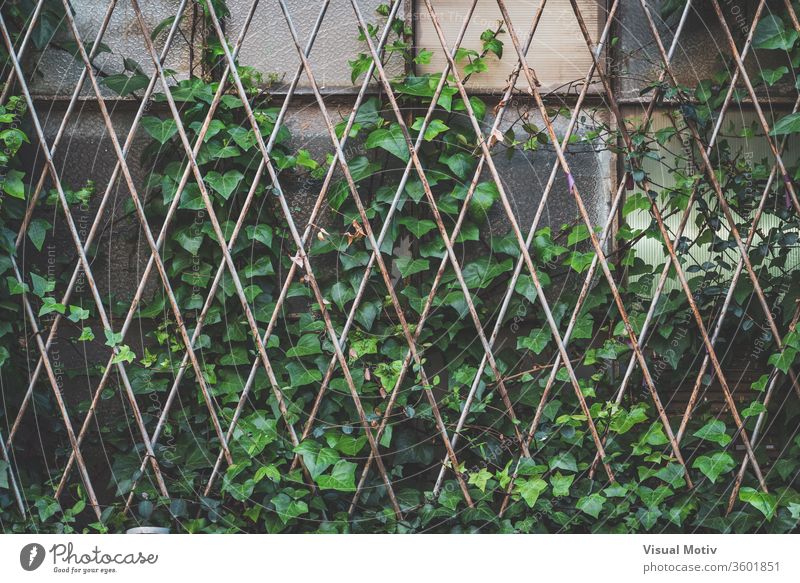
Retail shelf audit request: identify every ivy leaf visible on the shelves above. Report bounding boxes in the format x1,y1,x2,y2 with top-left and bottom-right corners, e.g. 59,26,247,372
637,507,661,530
331,283,355,311
469,182,498,219
365,124,409,162
38,297,65,316
741,401,767,418
441,152,475,180
514,274,540,303
207,141,241,160
577,493,605,518
564,251,595,273
610,405,648,434
692,419,731,446
355,300,380,331
286,362,322,386
751,374,769,392
296,149,319,171
413,48,433,64
739,487,776,520
227,126,256,150
246,224,273,248
453,95,487,121
516,477,547,508
770,112,800,136
1,169,25,199
550,472,574,497
286,334,321,358
67,305,90,323
758,66,788,86
78,327,95,342
692,452,735,484
35,497,61,522
517,327,551,355
655,463,686,488
272,493,308,524
205,170,244,200
548,452,578,473
141,116,178,145
483,38,503,59
104,329,123,347
317,459,357,492
102,73,149,96
568,224,591,246
468,468,492,493
254,465,281,484
411,117,449,142
399,216,437,238
348,53,373,84
603,483,629,498
174,227,203,255
753,14,797,51
6,277,28,295
293,442,338,479
768,346,797,373
572,313,594,340
327,434,367,456
111,345,136,365
464,57,488,76
27,218,50,251
395,257,429,277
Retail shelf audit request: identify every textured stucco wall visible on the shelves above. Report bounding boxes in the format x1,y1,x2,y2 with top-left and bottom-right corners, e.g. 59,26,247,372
228,0,405,92
616,0,796,103
27,0,196,98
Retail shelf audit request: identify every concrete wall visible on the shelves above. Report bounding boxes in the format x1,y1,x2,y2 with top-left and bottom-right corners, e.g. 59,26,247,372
229,0,405,92
27,0,196,98
616,0,796,103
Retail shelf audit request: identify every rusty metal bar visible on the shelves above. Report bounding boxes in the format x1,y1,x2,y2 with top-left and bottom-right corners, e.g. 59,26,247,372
0,0,45,105
635,0,771,491
348,0,525,513
357,0,558,509
203,0,405,496
31,0,231,503
508,0,698,510
117,0,320,511
0,9,108,519
720,0,800,509
7,0,123,452
0,428,24,515
140,0,407,515
492,0,693,495
356,0,617,496
432,0,623,503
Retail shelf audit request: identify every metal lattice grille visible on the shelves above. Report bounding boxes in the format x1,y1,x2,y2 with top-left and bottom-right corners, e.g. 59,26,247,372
1,0,799,529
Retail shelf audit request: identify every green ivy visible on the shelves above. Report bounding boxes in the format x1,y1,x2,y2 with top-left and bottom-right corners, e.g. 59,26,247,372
2,1,800,534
